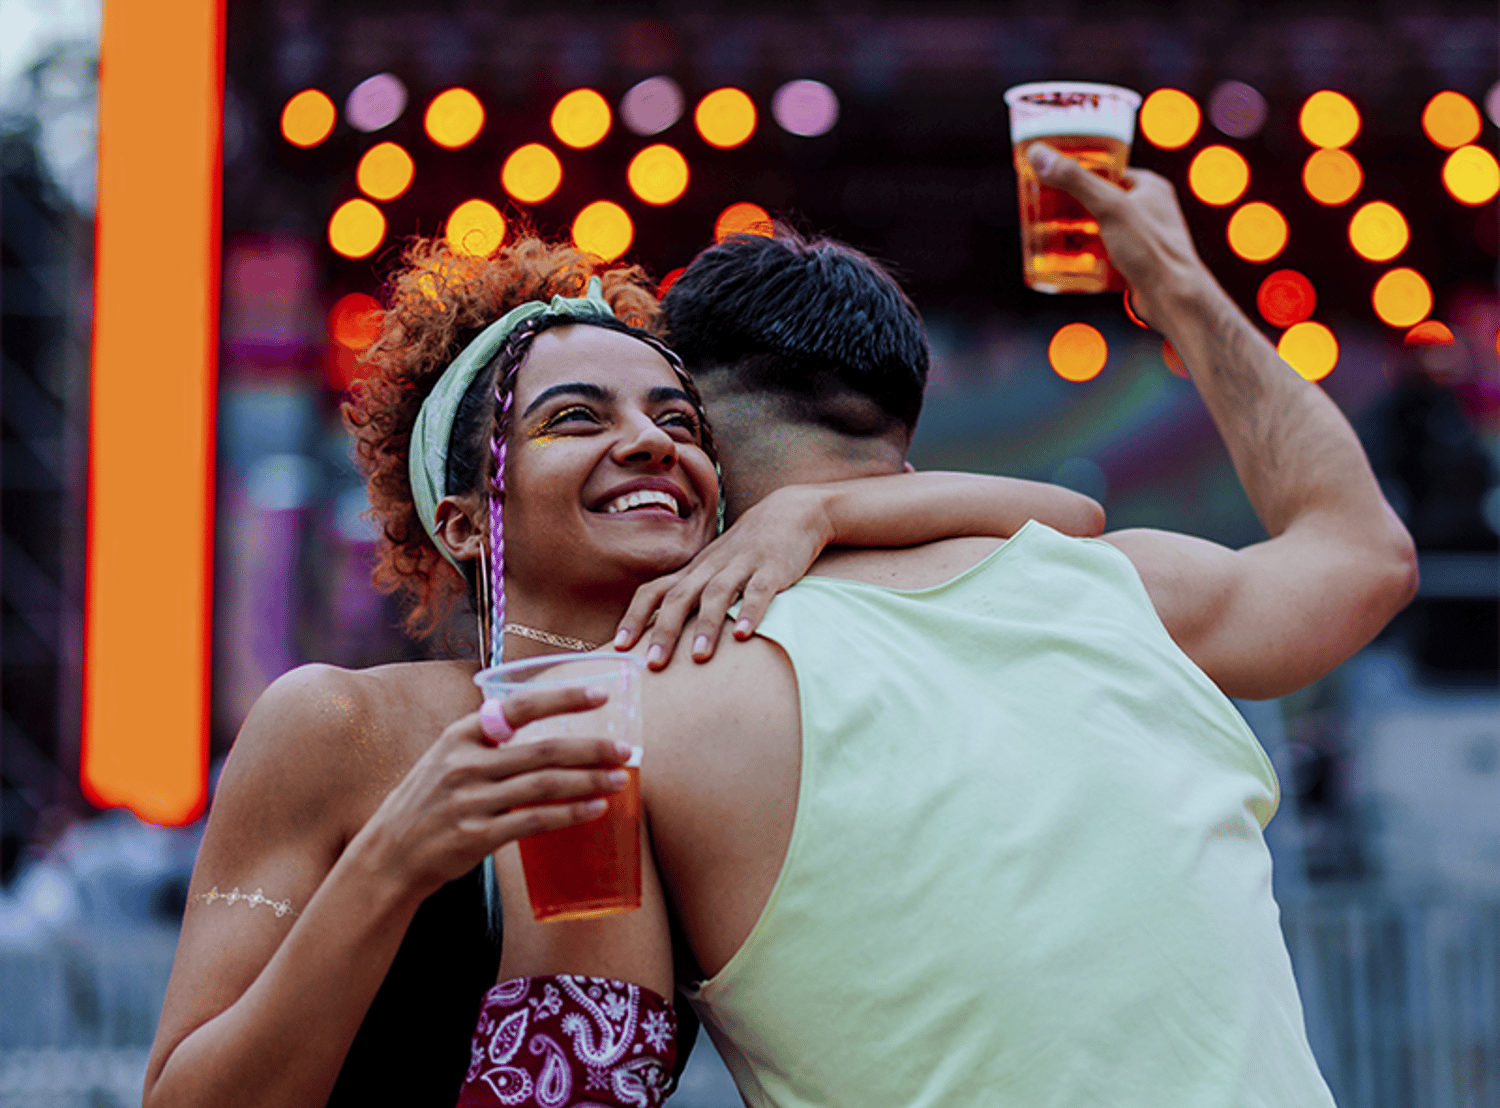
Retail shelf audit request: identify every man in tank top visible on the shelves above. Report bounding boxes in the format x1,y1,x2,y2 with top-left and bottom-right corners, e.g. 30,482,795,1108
629,145,1418,1106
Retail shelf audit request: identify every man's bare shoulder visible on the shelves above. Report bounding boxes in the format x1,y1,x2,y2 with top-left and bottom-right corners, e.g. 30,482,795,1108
807,535,1006,590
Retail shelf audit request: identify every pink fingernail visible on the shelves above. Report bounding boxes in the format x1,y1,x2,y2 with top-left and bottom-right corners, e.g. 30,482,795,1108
647,644,664,667
693,635,710,657
735,618,753,638
613,629,631,648
1026,143,1059,175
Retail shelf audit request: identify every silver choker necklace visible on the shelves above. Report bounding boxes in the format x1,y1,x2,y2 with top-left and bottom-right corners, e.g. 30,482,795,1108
503,623,603,653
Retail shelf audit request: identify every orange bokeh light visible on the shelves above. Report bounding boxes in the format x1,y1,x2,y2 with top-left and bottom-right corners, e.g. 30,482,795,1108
1422,91,1482,150
356,142,414,201
714,202,773,242
446,200,506,257
573,200,634,261
1162,339,1189,378
628,144,690,206
1299,90,1360,149
425,88,485,149
1442,145,1500,206
1371,268,1433,328
1277,321,1339,381
551,89,612,149
1256,270,1317,328
281,88,336,147
1348,201,1409,262
328,199,386,258
657,267,686,298
1187,145,1250,206
1405,320,1455,346
1139,88,1200,150
696,88,757,149
329,292,383,350
1048,323,1108,382
502,143,563,204
1302,148,1363,206
1226,201,1289,263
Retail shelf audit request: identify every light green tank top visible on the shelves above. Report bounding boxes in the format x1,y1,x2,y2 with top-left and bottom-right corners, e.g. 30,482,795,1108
687,521,1334,1108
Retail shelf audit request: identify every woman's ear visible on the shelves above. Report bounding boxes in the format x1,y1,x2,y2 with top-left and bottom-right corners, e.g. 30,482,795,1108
433,493,486,563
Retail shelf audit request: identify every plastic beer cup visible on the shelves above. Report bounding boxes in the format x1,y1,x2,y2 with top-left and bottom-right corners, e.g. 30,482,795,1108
1003,81,1142,293
474,652,644,923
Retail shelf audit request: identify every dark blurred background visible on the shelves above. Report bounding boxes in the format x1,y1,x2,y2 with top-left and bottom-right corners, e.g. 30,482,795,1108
2,1,1497,1104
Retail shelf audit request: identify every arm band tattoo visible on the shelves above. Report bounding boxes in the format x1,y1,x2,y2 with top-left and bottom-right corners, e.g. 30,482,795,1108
192,885,299,919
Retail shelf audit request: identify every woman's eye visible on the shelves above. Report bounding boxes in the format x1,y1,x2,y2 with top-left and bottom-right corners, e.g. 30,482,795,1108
544,406,599,429
658,410,700,438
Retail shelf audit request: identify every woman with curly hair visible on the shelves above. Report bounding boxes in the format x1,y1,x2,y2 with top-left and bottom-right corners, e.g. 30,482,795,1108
143,232,1099,1108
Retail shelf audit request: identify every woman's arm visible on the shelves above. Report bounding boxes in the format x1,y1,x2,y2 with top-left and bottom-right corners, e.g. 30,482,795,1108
144,667,631,1108
615,470,1104,667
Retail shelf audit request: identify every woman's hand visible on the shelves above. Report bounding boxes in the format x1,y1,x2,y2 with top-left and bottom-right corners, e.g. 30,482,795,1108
613,485,835,670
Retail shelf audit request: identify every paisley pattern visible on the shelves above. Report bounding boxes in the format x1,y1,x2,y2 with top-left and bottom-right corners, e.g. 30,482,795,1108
457,976,678,1108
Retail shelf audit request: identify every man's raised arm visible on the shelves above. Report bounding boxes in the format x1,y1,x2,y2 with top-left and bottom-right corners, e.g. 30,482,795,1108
1026,144,1418,700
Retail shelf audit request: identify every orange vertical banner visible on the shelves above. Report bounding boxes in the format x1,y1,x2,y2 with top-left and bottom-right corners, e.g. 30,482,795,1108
85,0,225,825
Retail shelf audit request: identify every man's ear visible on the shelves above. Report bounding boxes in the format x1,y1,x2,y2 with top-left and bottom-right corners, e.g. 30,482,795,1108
433,493,486,563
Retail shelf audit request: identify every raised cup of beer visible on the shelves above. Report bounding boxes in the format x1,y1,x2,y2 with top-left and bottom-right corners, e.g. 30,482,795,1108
475,652,644,923
1004,81,1142,293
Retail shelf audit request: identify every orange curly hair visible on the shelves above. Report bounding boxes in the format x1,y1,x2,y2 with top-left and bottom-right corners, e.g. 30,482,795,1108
342,234,664,637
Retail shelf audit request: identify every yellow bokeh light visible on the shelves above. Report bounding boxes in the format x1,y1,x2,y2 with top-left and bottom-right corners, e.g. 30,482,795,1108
1422,91,1482,150
502,144,563,204
445,200,506,257
1371,268,1433,328
356,142,414,201
1226,201,1289,263
1348,201,1409,262
695,88,757,149
1139,88,1200,150
281,88,336,147
1048,323,1109,382
1442,145,1500,206
328,199,386,259
551,89,612,150
627,144,690,206
1299,90,1360,149
572,200,633,261
1302,148,1363,206
714,202,772,242
1277,321,1338,381
425,88,485,149
1187,145,1250,206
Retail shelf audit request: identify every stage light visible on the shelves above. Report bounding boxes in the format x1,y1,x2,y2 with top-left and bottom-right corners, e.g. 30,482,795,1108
1256,270,1316,328
621,76,684,136
356,142,414,201
1299,90,1360,149
502,143,563,204
1405,320,1455,346
1302,148,1362,206
329,292,383,350
1422,91,1482,150
1208,81,1267,139
1162,339,1189,378
1372,268,1433,328
552,89,611,149
329,199,386,258
1187,145,1250,206
281,88,335,147
346,73,407,133
1226,201,1288,263
714,202,772,242
1443,145,1500,206
573,201,633,261
627,144,689,205
657,267,686,297
773,80,839,137
446,200,506,256
1139,88,1200,150
1048,323,1108,382
1348,201,1409,262
696,88,757,149
425,88,484,149
1277,321,1338,381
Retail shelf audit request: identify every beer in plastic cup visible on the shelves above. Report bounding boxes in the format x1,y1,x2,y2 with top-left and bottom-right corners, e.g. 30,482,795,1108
474,652,644,923
1003,82,1142,293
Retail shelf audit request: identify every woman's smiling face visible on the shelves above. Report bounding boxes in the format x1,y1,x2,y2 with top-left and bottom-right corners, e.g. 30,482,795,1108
500,324,719,603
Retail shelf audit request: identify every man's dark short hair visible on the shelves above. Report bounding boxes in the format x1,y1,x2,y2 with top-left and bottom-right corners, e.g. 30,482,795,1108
662,227,929,437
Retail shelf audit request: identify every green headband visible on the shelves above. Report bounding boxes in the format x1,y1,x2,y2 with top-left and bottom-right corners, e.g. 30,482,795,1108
408,277,617,569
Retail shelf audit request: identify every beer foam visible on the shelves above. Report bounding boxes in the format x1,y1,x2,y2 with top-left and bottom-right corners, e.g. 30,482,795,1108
1005,82,1141,144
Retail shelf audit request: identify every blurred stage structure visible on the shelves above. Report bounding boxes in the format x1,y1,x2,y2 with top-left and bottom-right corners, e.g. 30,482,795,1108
3,1,1499,1105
